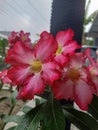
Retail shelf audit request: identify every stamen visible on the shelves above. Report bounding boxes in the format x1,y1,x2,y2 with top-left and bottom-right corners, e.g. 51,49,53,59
56,45,62,55
69,68,80,81
31,60,42,73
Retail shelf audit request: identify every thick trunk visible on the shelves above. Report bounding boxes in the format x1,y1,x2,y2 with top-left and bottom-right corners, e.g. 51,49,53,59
50,0,86,44
50,0,86,130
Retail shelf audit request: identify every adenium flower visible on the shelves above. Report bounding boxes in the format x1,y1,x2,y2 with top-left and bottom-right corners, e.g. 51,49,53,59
84,48,98,96
3,29,95,111
6,31,61,100
0,69,12,84
8,30,32,48
52,53,93,110
40,31,53,40
54,29,80,67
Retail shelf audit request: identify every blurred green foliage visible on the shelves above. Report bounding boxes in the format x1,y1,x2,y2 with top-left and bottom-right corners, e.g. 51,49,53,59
82,0,98,45
0,38,9,71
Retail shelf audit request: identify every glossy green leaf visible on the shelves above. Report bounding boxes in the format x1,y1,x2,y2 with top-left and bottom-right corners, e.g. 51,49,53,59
22,105,32,113
63,107,98,130
6,126,17,130
15,104,44,130
28,100,65,130
3,115,23,124
34,97,46,106
88,95,98,120
27,105,45,130
15,99,65,130
41,100,65,130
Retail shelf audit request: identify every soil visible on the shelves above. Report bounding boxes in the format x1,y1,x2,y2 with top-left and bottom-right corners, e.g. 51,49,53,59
0,89,25,130
0,90,24,115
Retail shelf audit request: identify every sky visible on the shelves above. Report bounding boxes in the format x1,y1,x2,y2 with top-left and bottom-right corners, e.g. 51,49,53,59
86,0,98,16
0,0,52,40
0,0,97,40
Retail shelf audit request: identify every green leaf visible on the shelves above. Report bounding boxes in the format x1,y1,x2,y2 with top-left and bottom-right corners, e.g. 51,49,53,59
15,99,65,130
28,100,65,130
84,10,97,25
63,107,98,130
41,100,65,130
3,115,23,124
10,90,18,105
15,104,44,130
0,63,8,71
88,95,98,120
34,97,46,106
22,105,32,113
6,126,17,130
27,105,45,130
0,38,8,57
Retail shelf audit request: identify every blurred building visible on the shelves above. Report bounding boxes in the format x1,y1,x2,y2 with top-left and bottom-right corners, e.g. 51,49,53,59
0,31,11,39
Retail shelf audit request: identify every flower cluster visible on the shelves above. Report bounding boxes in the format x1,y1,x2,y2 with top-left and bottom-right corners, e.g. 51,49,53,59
1,29,98,111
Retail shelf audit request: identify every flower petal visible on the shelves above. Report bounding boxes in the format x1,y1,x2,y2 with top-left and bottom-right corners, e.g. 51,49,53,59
0,70,12,84
52,79,74,100
0,69,7,78
7,65,31,85
56,29,74,46
40,31,53,40
17,73,45,100
75,79,93,110
54,54,68,67
6,42,35,65
42,62,61,84
69,53,84,68
25,73,45,94
84,48,95,66
35,33,57,62
2,77,12,84
17,86,34,100
91,77,98,95
63,41,80,55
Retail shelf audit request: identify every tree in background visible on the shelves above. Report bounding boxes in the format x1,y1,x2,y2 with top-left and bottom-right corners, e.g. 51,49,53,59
82,0,98,45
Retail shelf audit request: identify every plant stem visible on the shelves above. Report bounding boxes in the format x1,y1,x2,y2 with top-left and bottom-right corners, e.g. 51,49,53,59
1,105,15,130
0,82,3,90
8,105,15,115
9,85,12,91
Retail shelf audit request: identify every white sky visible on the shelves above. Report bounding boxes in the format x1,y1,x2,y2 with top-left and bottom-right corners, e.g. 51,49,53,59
0,0,52,40
0,0,97,39
86,0,98,16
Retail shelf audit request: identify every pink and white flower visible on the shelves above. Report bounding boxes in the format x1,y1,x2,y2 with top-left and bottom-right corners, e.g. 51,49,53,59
0,69,12,84
54,29,81,67
84,48,98,96
8,30,32,49
6,31,61,100
52,53,93,110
